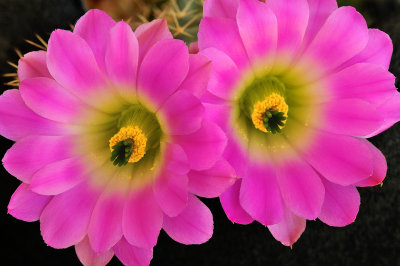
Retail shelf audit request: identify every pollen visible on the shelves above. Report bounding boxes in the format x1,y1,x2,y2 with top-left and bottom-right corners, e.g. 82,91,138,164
109,126,147,163
251,93,289,133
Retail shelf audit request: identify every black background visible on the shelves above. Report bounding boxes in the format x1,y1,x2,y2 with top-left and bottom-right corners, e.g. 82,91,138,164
1,0,399,265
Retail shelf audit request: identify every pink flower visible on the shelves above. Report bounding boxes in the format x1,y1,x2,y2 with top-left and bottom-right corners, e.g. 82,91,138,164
2,10,235,265
198,0,399,246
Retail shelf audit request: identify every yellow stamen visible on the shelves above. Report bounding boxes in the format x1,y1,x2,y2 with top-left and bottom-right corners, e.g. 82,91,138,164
109,126,147,163
251,93,289,133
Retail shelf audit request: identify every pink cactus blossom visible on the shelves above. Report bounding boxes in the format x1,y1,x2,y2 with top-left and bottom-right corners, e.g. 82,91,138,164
2,9,236,265
198,0,399,246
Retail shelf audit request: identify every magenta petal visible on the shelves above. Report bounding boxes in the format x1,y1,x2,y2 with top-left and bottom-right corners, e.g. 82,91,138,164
223,135,249,179
355,140,387,187
178,54,212,98
137,39,189,109
188,159,236,198
75,236,114,266
40,182,100,248
302,131,373,186
302,0,338,48
316,99,383,137
276,158,325,220
122,187,163,249
0,90,63,141
267,206,306,247
160,90,204,135
203,0,239,19
135,19,172,65
74,9,116,72
30,157,87,195
20,77,86,124
318,178,360,227
163,194,213,245
17,51,51,82
301,6,368,75
2,135,74,183
341,29,393,70
367,92,400,137
237,0,277,61
47,30,106,97
153,171,188,218
240,162,284,225
162,143,190,175
266,0,309,61
203,103,231,132
199,48,240,100
105,21,139,89
199,17,249,70
220,179,253,225
8,183,51,222
88,191,125,253
113,237,153,266
175,120,227,171
327,63,396,105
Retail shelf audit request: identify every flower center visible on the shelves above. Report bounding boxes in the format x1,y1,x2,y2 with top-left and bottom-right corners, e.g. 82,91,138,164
251,93,288,134
109,126,147,166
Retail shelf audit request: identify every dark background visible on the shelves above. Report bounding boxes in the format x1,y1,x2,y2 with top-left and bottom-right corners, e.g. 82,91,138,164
0,0,399,265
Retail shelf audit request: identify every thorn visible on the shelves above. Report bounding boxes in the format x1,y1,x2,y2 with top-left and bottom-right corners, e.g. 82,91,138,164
6,61,18,69
25,39,46,50
290,244,293,250
379,182,383,187
14,48,23,58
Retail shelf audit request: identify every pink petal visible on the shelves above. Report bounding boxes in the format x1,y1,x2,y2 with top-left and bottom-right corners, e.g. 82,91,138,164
178,54,212,98
137,39,189,109
237,0,277,62
30,157,87,195
88,191,126,253
198,17,249,70
315,99,383,137
203,102,231,132
17,51,51,82
135,19,172,65
267,206,306,247
19,77,86,124
40,182,101,248
240,162,284,225
47,30,106,98
355,140,387,187
113,237,153,266
318,178,360,227
75,236,114,266
74,9,116,72
301,7,368,77
105,21,139,91
153,171,188,218
203,0,239,19
223,134,249,179
340,29,393,70
199,48,240,100
266,0,309,66
0,89,64,141
327,63,396,105
220,179,254,225
276,157,325,220
2,135,74,183
159,90,204,135
122,187,163,249
302,131,373,186
367,92,400,137
174,120,227,171
162,143,190,175
302,0,338,48
8,183,51,222
188,159,236,198
163,194,213,245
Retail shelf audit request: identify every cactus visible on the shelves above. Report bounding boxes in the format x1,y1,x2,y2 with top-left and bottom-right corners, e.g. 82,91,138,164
82,0,204,44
